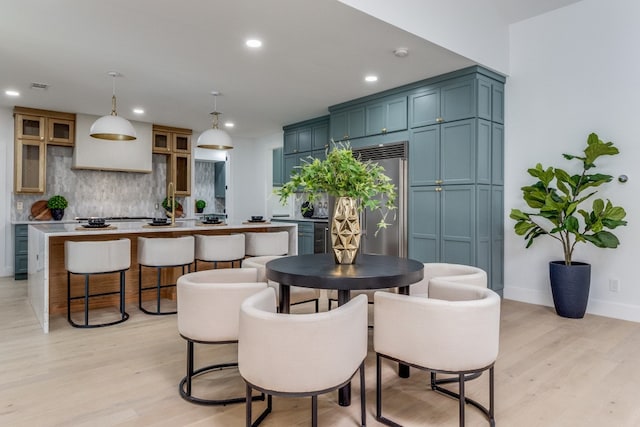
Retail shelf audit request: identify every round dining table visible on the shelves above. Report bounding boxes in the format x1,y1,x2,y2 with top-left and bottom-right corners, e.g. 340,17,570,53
266,253,424,406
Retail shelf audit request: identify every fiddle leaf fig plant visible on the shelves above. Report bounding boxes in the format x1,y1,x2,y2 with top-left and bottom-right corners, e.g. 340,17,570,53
510,132,627,265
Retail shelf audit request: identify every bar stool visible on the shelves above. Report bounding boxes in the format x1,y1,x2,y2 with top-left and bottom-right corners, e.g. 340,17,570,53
65,238,131,328
138,235,194,315
244,231,289,257
194,233,245,271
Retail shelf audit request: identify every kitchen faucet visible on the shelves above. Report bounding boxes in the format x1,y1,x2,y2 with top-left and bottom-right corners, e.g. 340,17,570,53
166,182,176,226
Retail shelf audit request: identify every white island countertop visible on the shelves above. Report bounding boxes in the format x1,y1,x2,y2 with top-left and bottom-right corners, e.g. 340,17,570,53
27,220,297,333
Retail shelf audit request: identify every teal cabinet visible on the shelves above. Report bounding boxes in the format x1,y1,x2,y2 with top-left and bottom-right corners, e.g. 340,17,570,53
409,185,480,265
283,153,300,182
409,77,476,128
214,161,225,198
282,116,330,180
312,123,329,151
14,224,28,280
365,95,407,136
272,147,283,187
409,119,487,187
330,107,365,141
297,222,314,255
491,123,504,185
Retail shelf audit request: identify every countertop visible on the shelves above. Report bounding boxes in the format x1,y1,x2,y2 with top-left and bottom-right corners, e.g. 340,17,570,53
26,219,296,236
272,217,329,223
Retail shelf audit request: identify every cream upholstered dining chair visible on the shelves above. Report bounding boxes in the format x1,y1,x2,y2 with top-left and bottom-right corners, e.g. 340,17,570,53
241,256,320,312
194,233,245,270
238,288,368,426
176,267,267,405
411,263,487,297
374,281,501,427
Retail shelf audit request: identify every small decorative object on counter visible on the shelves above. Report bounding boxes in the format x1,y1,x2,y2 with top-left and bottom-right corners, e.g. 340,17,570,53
195,199,206,213
301,201,314,218
47,195,68,221
276,141,396,265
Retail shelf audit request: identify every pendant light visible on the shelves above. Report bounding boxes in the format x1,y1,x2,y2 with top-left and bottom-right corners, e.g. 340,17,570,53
197,91,233,150
90,71,137,141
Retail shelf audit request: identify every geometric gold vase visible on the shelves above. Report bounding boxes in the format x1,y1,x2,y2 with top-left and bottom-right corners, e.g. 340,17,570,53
330,197,361,264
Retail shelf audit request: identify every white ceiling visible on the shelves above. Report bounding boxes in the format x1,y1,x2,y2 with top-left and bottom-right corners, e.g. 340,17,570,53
0,0,581,139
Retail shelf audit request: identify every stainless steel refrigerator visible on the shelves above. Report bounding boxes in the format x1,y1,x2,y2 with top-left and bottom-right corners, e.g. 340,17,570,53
329,142,407,258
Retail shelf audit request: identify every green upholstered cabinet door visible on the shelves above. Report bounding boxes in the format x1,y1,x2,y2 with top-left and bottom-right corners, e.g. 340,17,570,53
441,119,475,184
272,147,283,187
408,186,440,262
409,126,439,186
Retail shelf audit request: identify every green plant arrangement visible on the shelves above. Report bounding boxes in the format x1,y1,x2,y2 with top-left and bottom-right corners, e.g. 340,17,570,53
47,195,68,210
510,132,627,265
162,197,176,211
195,199,206,210
277,141,397,231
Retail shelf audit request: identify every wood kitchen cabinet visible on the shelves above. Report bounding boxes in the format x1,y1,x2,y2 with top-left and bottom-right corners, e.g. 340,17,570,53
153,124,192,196
13,107,76,194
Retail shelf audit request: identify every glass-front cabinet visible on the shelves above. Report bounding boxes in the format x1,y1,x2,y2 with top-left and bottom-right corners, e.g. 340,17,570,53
154,124,193,196
13,107,76,194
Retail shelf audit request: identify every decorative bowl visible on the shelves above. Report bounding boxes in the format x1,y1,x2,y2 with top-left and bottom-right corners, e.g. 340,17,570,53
152,217,168,224
88,217,106,226
251,216,263,221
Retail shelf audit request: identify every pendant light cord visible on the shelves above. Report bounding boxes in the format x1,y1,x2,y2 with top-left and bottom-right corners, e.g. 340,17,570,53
111,74,118,116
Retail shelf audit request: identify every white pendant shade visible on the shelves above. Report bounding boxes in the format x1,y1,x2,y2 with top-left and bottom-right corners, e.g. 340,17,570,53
197,128,233,150
90,114,137,141
90,71,137,141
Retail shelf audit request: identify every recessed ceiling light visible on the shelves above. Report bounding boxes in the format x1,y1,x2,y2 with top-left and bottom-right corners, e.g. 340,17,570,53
133,108,144,114
246,39,262,48
365,75,378,83
5,90,20,97
224,122,234,128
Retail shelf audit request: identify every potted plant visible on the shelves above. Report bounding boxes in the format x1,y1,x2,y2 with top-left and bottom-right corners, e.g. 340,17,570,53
162,197,182,217
195,199,206,213
47,195,68,221
277,141,396,264
510,132,627,318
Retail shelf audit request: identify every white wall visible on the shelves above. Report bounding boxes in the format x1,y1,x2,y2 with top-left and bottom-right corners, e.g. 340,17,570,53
505,0,640,321
339,0,510,74
0,107,13,277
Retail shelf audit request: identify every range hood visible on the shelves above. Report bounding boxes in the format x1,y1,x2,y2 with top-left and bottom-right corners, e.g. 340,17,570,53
72,113,153,173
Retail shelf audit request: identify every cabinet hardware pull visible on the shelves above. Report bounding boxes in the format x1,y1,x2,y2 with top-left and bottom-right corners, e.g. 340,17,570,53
435,187,442,192
40,136,44,141
382,128,387,133
435,180,443,184
343,134,349,139
436,117,444,123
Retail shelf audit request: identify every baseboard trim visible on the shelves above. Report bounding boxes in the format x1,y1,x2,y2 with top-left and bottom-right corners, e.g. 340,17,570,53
504,286,640,323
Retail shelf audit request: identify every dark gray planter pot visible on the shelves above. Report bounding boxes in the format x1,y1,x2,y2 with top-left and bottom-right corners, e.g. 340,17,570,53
549,261,591,319
51,208,65,221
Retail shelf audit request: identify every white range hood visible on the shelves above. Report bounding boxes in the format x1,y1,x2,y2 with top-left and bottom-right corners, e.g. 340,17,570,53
72,113,153,173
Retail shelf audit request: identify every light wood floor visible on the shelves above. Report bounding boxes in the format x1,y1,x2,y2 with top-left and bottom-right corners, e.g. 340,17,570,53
1,276,640,427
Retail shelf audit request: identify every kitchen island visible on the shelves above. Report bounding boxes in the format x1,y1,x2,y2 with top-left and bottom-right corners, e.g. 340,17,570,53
27,220,297,333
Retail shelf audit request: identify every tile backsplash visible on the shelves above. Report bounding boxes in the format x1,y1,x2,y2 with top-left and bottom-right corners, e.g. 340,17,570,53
12,146,194,221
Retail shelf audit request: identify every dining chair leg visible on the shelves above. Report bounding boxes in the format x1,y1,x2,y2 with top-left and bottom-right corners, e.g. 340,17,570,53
312,395,318,427
458,373,465,427
246,383,252,427
360,362,366,426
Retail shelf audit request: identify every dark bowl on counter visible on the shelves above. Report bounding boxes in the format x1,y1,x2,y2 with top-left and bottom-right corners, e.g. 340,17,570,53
87,217,106,226
152,217,168,224
251,215,263,221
